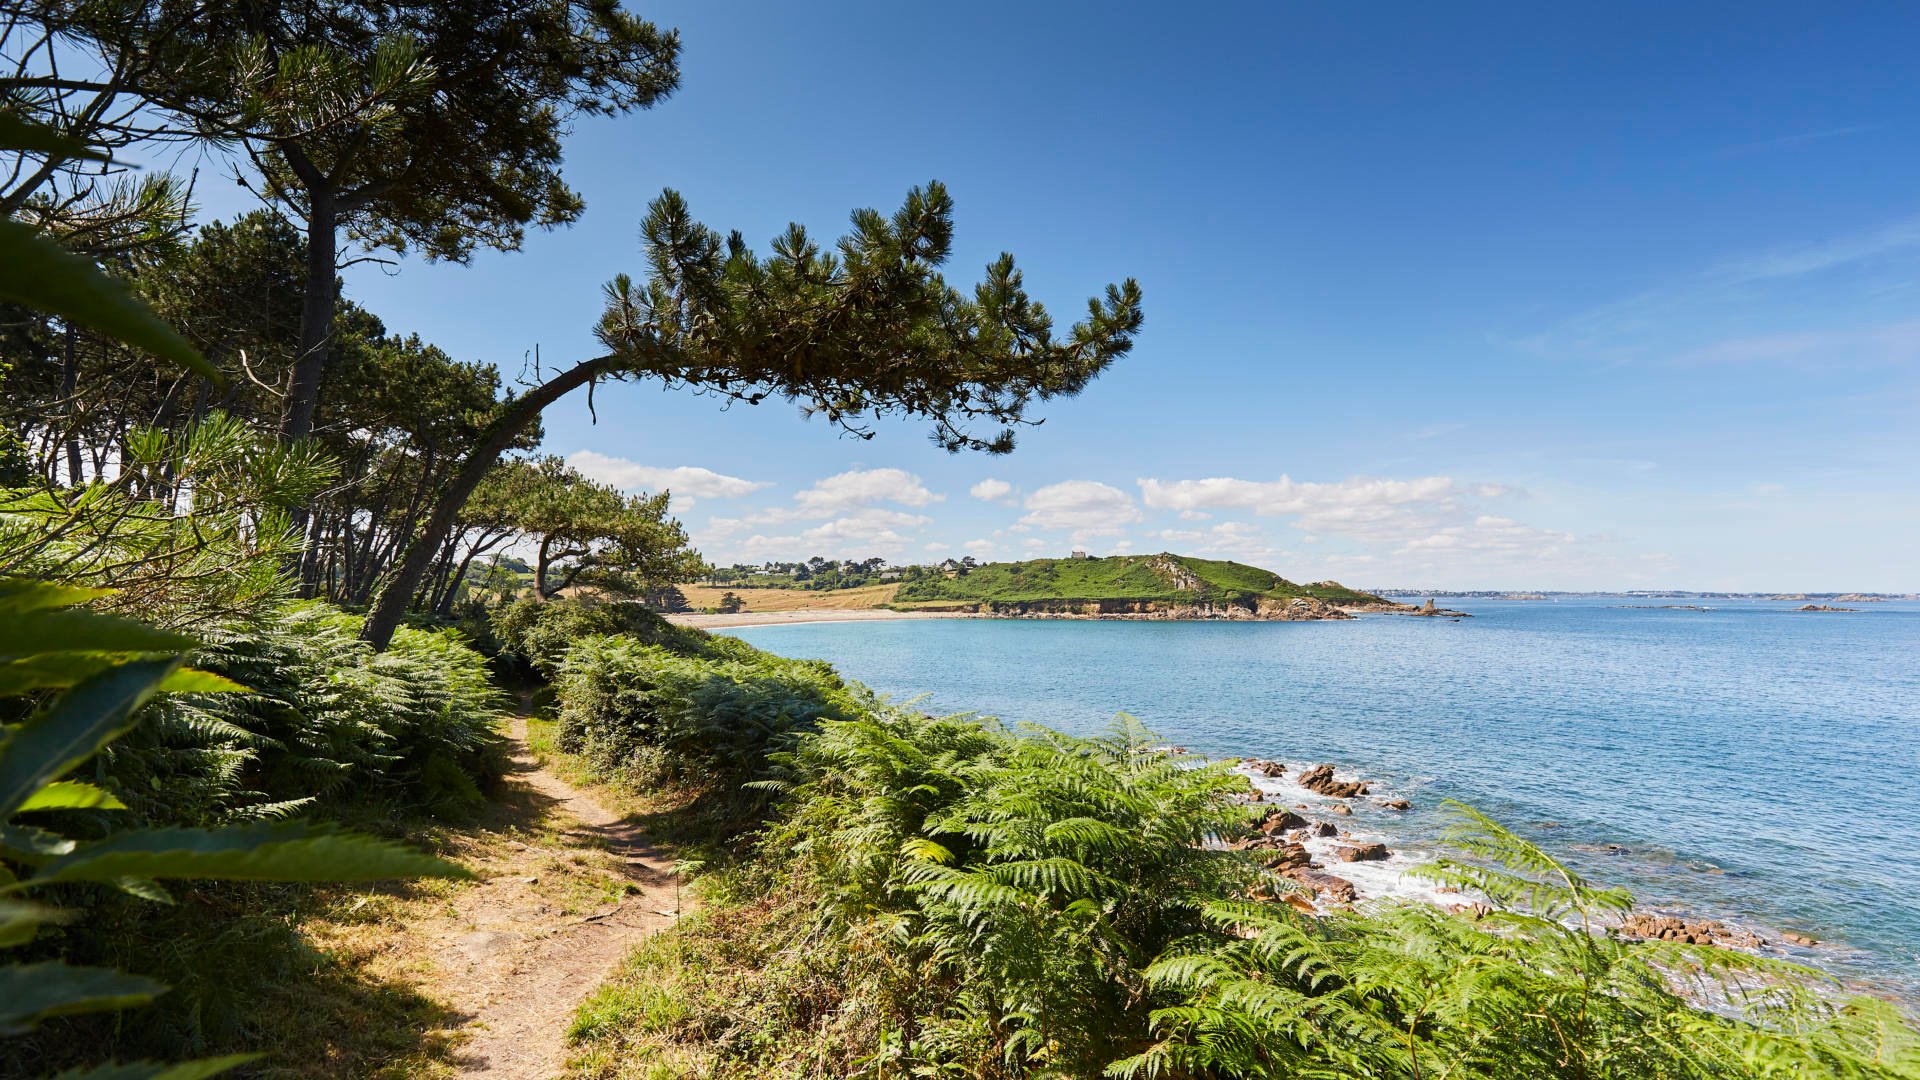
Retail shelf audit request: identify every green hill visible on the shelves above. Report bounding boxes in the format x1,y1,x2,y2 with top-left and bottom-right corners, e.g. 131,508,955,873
893,553,1386,610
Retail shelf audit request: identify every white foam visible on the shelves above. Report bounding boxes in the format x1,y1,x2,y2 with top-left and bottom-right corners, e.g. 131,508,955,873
1235,761,1463,910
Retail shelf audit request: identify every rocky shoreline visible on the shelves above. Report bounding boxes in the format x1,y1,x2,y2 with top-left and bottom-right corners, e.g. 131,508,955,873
889,596,1475,622
1223,755,1814,960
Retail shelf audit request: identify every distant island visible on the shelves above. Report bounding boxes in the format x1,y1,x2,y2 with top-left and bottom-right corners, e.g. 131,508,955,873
889,552,1395,620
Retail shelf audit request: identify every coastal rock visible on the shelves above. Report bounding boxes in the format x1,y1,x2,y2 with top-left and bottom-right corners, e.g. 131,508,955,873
1334,842,1390,862
1309,820,1338,837
1259,810,1308,834
1283,868,1358,904
1782,931,1819,946
1617,913,1764,949
1796,604,1858,612
1296,764,1370,799
1449,901,1493,919
1401,598,1473,618
1243,758,1287,778
1259,842,1314,872
1375,798,1411,811
1327,802,1353,816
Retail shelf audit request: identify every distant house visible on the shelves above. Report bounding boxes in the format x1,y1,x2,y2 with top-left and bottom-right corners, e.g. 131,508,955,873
1069,549,1089,560
878,568,903,580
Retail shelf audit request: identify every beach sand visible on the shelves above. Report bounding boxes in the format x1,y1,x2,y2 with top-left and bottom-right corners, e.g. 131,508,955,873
665,608,963,630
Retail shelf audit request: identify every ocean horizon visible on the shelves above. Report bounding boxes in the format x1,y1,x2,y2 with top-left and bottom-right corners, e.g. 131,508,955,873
726,596,1920,1005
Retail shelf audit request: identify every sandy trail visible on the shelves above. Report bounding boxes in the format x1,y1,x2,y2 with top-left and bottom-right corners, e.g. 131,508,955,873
442,716,681,1078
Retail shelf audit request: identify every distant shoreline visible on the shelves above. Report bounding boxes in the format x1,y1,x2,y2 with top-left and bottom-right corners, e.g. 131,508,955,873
666,608,967,630
666,604,1434,630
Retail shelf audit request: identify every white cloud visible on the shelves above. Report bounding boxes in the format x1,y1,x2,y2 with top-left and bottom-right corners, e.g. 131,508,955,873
1019,481,1142,540
1139,474,1491,548
796,468,940,513
569,451,768,499
969,478,1014,502
707,467,941,538
1136,472,1657,586
962,538,995,557
732,508,932,560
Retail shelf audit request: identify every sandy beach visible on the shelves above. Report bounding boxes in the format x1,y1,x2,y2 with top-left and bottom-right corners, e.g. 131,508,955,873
665,608,964,630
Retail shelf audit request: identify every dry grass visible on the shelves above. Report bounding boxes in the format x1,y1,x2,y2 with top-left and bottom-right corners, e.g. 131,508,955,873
677,582,900,612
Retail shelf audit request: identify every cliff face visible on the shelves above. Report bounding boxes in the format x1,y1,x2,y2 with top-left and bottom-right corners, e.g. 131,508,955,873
951,595,1356,621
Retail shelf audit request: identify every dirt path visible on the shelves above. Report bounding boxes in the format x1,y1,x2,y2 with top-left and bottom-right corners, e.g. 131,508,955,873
437,716,682,1078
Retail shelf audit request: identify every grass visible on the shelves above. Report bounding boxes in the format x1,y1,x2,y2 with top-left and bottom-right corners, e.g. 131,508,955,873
893,553,1385,606
675,582,901,612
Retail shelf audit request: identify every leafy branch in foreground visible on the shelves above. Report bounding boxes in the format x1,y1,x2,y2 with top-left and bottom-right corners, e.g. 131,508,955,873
361,182,1142,649
0,113,212,379
0,579,463,1078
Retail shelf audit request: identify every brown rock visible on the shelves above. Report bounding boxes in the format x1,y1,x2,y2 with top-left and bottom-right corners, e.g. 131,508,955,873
1259,842,1313,872
1335,842,1390,862
1782,931,1819,946
1618,913,1759,950
1327,802,1353,816
1282,868,1358,904
1260,810,1308,834
1375,798,1411,811
1243,758,1287,778
1309,820,1337,837
1296,763,1370,798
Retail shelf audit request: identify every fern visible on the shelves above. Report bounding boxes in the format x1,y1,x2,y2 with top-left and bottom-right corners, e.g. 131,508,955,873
0,579,463,1079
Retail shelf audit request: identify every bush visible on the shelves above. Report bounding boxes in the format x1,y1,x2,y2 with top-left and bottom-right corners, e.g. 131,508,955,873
117,602,506,825
491,596,727,680
552,634,855,790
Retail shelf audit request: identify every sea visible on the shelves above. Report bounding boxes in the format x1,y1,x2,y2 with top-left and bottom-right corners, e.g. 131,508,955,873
723,597,1920,1004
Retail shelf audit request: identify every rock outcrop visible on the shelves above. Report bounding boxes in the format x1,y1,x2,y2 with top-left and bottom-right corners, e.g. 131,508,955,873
960,596,1358,621
1296,764,1370,798
1334,842,1390,862
1283,868,1358,904
1617,914,1765,950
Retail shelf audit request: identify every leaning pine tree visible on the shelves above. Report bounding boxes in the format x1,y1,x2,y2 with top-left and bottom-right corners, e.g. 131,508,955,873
361,183,1142,648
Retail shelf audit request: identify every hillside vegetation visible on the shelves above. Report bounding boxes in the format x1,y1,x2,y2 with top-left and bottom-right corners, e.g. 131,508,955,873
894,552,1386,608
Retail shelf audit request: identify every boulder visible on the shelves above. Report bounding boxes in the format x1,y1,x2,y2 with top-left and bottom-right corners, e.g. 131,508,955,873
1309,820,1338,837
1296,764,1370,798
1260,809,1308,834
1335,842,1390,862
1617,913,1758,948
1327,802,1353,816
1375,798,1411,811
1259,842,1313,872
1243,758,1287,778
1282,868,1358,904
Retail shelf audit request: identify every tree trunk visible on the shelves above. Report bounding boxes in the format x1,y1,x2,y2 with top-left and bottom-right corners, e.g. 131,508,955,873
360,353,621,650
534,534,558,602
283,192,337,442
61,324,83,486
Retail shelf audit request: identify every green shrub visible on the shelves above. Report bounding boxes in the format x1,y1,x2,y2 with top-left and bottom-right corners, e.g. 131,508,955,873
1115,802,1920,1079
491,596,729,679
131,602,506,824
553,634,855,790
0,577,462,1079
756,711,1262,1074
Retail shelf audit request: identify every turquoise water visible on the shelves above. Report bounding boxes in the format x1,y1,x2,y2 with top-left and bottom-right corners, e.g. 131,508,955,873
726,598,1920,1002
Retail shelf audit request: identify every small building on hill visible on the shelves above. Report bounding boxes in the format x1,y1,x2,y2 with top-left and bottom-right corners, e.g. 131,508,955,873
1069,549,1089,560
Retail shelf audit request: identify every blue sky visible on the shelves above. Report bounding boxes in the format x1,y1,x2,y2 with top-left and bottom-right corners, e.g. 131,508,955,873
195,2,1920,589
